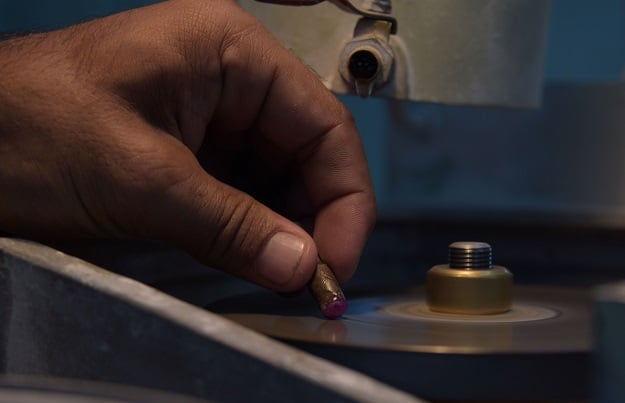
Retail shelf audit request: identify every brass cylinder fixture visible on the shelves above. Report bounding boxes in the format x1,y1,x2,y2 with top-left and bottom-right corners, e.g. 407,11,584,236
426,242,513,314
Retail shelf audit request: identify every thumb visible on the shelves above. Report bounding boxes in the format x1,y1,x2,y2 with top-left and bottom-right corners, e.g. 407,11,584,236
134,163,318,292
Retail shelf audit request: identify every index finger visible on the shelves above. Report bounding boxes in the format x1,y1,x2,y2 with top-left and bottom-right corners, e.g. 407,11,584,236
203,1,376,282
253,35,377,283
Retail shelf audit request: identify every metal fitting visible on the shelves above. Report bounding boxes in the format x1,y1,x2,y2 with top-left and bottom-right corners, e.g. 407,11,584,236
426,242,513,314
339,18,394,97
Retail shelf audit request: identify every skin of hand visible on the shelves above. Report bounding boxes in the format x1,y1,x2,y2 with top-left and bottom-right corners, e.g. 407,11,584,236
0,0,376,292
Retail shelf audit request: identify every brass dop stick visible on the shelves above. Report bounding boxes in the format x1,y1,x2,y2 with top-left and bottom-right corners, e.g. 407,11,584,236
308,259,348,319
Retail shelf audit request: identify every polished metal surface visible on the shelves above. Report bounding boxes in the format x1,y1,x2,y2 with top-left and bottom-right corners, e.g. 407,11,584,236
425,265,513,314
214,285,590,354
212,285,591,400
239,0,550,107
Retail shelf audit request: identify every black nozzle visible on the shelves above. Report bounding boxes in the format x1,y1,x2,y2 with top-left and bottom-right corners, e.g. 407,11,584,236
348,50,379,81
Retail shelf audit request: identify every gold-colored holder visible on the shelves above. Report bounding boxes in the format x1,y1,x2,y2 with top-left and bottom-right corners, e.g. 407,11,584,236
426,242,513,315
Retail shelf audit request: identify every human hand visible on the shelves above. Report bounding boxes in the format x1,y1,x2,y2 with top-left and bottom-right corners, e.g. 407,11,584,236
0,0,376,292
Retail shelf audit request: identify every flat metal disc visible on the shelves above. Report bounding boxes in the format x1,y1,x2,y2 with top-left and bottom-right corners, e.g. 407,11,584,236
212,285,590,354
210,285,591,400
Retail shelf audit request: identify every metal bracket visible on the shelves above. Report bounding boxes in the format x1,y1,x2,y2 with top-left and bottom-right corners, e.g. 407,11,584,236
255,0,398,34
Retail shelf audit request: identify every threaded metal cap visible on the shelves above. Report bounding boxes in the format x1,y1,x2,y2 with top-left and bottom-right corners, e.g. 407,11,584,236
448,241,493,270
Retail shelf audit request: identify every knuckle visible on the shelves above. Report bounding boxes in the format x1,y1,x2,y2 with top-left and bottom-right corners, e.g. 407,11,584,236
200,192,268,274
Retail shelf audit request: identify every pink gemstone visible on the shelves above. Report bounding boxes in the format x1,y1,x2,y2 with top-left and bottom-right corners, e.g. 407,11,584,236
322,298,348,319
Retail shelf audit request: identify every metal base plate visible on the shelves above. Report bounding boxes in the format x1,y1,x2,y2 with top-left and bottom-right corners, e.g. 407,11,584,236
210,285,591,400
212,285,590,354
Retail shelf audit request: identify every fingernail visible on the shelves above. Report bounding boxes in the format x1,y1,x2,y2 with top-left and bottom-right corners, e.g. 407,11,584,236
256,232,305,285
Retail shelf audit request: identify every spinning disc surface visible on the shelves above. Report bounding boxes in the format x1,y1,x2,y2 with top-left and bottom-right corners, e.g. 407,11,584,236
212,285,590,354
211,285,591,400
